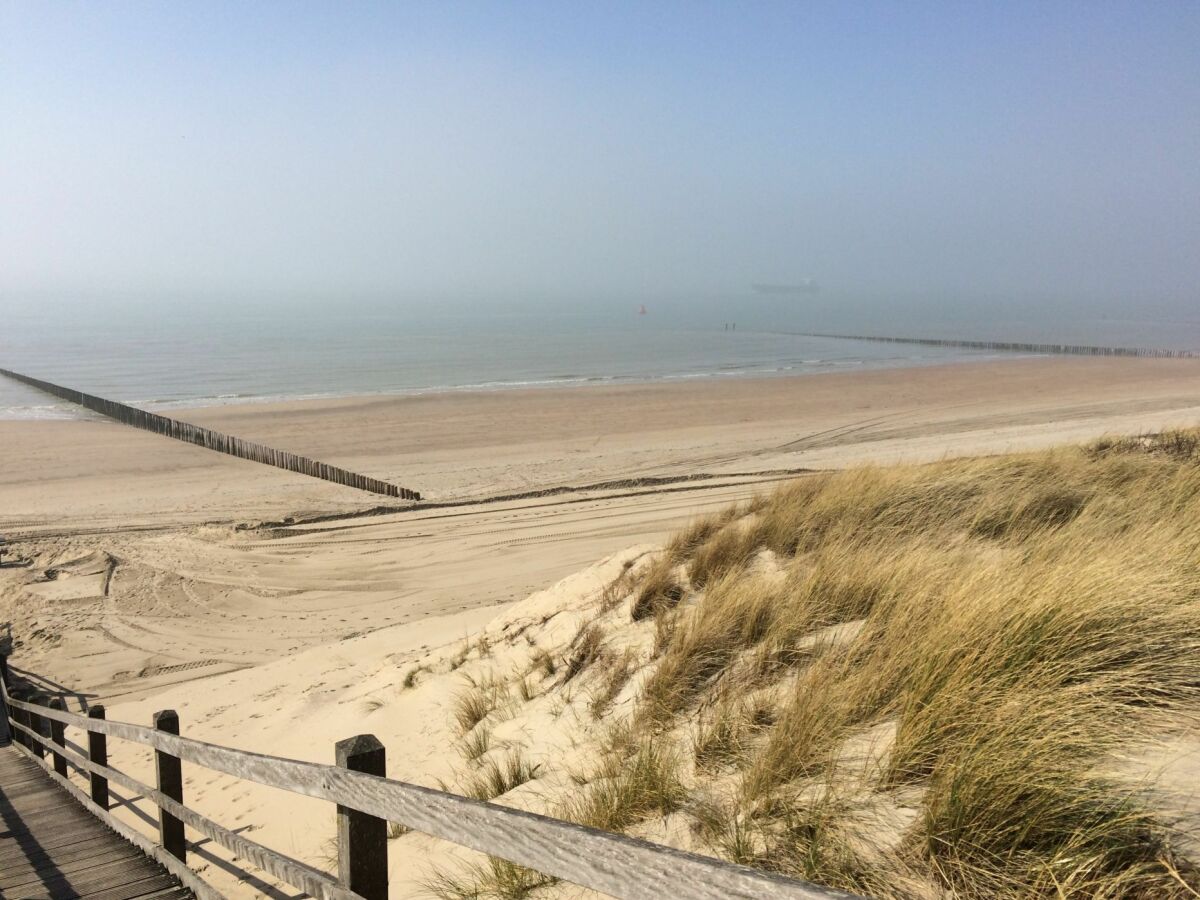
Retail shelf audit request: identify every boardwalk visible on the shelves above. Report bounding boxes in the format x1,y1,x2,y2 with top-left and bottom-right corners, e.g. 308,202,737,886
0,747,192,900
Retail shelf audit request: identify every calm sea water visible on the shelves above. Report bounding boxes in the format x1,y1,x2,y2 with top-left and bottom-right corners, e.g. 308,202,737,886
1,307,1197,421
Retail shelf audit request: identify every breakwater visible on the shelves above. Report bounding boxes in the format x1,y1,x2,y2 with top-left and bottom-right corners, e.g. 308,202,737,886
0,368,418,499
792,332,1198,359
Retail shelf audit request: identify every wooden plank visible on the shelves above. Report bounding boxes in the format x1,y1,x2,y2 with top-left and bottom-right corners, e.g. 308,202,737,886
0,832,131,868
82,874,196,900
0,814,106,848
0,754,146,892
2,841,148,890
4,844,164,882
2,744,210,900
86,883,198,900
11,864,178,900
124,889,197,900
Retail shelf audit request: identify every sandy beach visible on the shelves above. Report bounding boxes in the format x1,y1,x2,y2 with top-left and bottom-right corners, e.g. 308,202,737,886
4,354,1200,896
6,356,1200,528
4,355,1200,693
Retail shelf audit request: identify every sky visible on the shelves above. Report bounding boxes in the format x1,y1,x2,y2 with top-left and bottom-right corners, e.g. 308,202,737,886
2,1,1198,320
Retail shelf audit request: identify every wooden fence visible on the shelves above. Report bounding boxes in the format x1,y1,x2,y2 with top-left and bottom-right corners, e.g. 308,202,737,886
0,368,419,500
790,332,1199,359
0,664,858,900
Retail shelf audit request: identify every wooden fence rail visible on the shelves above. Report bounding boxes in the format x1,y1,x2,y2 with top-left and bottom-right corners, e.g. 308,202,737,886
789,332,1199,359
0,368,419,500
0,667,858,900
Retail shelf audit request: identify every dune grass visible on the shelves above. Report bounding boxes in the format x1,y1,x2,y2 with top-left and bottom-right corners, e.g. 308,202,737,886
459,723,492,761
559,728,687,833
430,429,1200,899
425,857,555,900
629,556,684,621
589,648,637,718
462,750,542,802
453,673,507,735
561,622,606,683
625,433,1200,897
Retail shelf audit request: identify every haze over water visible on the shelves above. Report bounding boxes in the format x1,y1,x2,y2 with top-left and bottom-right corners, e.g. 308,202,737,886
2,4,1197,417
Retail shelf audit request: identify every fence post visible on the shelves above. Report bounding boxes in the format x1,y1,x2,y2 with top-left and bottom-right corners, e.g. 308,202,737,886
88,705,109,807
335,734,388,900
0,655,9,745
27,692,47,759
48,697,68,776
36,693,53,756
10,687,28,749
154,709,186,861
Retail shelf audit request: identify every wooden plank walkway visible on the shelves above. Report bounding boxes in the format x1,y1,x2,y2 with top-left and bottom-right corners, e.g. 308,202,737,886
0,746,193,900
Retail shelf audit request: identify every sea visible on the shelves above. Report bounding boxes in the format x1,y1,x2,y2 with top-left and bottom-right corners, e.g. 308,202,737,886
2,304,1198,421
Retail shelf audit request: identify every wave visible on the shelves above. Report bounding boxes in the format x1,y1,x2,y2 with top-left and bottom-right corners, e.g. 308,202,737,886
0,403,86,421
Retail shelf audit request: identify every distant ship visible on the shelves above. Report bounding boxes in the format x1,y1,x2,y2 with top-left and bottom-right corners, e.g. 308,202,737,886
751,280,818,295
638,304,647,315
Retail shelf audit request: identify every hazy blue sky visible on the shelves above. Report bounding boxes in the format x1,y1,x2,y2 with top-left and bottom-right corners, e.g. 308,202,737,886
2,2,1197,316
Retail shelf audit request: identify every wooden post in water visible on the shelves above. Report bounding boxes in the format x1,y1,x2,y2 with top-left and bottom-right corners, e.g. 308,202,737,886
335,734,388,900
88,705,109,808
48,697,68,776
154,709,187,861
0,367,418,498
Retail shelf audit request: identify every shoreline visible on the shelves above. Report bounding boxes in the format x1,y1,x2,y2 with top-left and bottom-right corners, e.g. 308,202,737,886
0,346,1029,422
160,352,1188,417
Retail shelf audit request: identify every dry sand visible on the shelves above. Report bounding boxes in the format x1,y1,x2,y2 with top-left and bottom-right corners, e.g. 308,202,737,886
3,355,1200,896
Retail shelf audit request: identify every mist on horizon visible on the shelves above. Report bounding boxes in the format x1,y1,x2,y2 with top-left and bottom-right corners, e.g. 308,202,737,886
2,2,1197,326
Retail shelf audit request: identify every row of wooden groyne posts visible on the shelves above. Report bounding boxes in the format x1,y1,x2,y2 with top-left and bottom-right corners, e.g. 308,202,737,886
0,368,419,500
793,332,1199,359
0,656,853,900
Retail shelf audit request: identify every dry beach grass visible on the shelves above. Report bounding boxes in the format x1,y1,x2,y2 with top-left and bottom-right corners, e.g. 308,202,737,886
433,430,1200,898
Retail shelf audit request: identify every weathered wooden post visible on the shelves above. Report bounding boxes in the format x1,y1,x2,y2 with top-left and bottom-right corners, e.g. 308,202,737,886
154,709,186,861
48,697,68,776
0,654,10,746
9,686,28,749
335,734,388,900
10,687,27,749
88,705,109,808
27,692,47,759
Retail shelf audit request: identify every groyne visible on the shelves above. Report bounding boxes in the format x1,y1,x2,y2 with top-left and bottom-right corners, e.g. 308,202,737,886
0,368,418,499
791,332,1198,359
